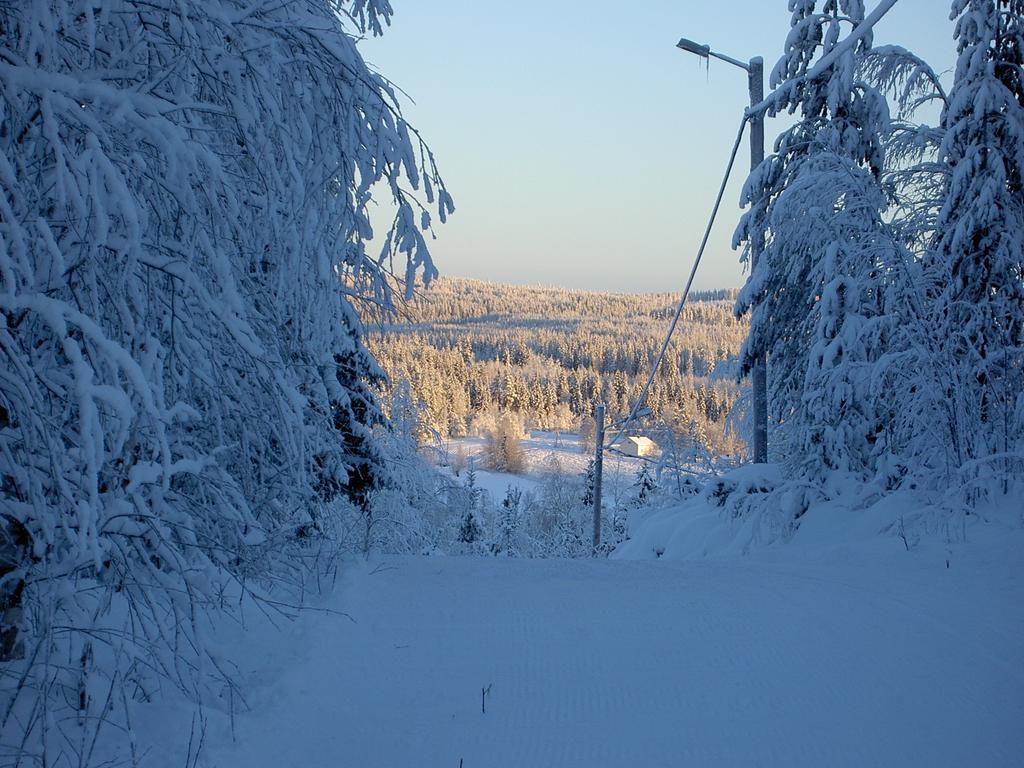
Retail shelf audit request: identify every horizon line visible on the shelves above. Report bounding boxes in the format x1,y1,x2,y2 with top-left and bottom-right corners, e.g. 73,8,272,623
421,274,742,298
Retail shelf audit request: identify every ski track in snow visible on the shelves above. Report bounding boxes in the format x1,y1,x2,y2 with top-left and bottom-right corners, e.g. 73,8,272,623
200,552,1023,768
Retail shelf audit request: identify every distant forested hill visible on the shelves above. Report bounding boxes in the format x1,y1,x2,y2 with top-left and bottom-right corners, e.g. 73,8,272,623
367,277,749,458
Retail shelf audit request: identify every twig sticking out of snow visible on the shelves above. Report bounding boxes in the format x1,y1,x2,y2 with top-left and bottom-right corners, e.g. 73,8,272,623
482,683,493,714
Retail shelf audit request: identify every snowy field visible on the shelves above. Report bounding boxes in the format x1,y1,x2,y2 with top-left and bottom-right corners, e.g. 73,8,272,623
131,516,1024,768
444,430,658,505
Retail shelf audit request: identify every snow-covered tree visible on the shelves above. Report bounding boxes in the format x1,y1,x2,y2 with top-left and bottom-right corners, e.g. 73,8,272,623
847,32,956,491
482,412,527,473
859,44,948,254
458,460,484,547
581,458,596,507
610,507,628,549
491,485,523,557
318,315,389,552
458,504,484,548
735,0,901,480
923,0,1024,487
632,464,657,507
0,0,450,755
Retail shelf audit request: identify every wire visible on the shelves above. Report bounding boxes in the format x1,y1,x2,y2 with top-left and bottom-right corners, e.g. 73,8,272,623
605,113,749,451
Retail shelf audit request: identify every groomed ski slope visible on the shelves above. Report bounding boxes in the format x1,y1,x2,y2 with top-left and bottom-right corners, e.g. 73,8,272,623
198,537,1023,768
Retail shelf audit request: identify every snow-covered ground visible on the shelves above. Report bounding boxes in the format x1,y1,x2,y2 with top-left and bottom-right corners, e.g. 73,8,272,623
130,515,1023,768
445,430,656,506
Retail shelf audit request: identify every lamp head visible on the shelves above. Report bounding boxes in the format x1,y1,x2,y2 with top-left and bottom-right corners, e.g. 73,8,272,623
676,38,711,57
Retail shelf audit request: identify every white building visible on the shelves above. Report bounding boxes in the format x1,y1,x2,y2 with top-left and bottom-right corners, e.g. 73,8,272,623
621,436,658,458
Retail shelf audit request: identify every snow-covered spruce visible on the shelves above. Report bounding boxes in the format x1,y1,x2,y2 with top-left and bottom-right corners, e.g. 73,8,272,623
923,0,1024,488
0,0,449,760
864,0,1024,497
735,0,902,483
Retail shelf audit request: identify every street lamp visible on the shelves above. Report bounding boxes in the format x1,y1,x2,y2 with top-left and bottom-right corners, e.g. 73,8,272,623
676,37,768,465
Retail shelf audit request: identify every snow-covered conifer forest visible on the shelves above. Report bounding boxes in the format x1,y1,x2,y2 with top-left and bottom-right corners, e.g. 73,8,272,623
1,1,1022,766
369,277,748,457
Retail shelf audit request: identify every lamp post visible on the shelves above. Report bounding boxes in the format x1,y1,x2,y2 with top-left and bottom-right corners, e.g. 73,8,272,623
676,38,768,464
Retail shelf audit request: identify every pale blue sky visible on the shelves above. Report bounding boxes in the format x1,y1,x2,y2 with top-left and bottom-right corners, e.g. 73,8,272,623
362,1,956,293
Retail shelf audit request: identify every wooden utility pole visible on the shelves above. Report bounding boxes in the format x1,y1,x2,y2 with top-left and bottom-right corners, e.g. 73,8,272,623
592,403,605,555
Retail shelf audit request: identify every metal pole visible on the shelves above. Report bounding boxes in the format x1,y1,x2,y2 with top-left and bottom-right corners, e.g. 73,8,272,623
747,57,768,464
592,403,605,555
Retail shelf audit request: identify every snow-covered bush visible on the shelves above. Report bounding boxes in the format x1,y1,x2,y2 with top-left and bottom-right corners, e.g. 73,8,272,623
702,464,785,521
631,465,658,508
361,427,455,556
481,412,528,473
